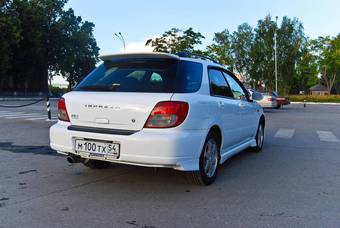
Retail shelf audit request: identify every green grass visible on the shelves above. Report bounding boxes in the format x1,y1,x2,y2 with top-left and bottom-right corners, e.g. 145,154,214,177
288,95,340,103
49,85,69,96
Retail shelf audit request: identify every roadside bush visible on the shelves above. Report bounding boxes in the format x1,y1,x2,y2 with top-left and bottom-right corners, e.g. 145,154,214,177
288,95,340,103
49,86,69,97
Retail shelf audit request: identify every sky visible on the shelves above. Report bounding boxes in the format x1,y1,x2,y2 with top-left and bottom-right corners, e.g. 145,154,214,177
53,0,340,84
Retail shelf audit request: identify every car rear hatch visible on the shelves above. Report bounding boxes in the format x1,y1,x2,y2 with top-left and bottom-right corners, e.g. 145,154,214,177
63,53,203,131
64,92,173,131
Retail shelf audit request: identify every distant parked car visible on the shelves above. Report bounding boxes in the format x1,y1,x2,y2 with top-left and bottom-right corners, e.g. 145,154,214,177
272,92,290,108
248,89,278,108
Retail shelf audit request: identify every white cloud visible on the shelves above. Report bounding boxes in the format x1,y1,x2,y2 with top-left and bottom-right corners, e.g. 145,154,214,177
119,38,154,53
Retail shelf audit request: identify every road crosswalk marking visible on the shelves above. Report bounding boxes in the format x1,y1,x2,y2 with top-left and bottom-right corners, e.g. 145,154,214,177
0,112,26,116
0,111,57,122
0,113,41,117
26,117,57,121
6,115,46,119
274,129,295,139
316,131,340,142
273,129,339,143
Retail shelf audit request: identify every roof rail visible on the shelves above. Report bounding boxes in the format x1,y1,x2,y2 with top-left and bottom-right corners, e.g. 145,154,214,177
175,52,219,64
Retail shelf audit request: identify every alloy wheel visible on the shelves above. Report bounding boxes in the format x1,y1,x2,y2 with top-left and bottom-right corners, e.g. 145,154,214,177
203,138,219,178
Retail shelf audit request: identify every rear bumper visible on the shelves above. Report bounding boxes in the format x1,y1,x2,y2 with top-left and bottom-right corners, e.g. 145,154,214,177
259,101,278,108
283,100,290,105
277,98,290,105
49,122,207,171
276,100,285,106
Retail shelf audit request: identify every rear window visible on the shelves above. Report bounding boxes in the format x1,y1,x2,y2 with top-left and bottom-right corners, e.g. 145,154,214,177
75,59,203,93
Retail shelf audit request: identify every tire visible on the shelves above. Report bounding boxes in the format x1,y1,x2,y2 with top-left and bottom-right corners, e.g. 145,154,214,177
187,131,220,186
82,159,111,169
251,121,265,152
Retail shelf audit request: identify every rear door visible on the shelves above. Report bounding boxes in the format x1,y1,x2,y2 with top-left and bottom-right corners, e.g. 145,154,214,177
65,58,203,131
64,92,172,131
66,58,179,131
208,69,241,149
223,72,258,140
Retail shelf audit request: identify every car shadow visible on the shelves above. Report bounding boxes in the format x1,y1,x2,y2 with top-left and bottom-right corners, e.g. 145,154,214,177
217,148,259,176
0,140,263,186
0,141,58,156
85,147,262,187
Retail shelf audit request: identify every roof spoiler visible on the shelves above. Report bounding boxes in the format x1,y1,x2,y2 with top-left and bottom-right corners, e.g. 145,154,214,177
100,52,180,61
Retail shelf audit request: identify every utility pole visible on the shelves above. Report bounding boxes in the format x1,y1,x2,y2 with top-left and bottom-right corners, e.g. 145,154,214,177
274,16,278,93
114,32,126,52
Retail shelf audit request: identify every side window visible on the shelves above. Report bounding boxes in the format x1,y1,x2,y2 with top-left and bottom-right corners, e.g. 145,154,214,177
178,61,203,93
150,72,163,82
208,69,233,97
126,70,145,81
223,72,247,100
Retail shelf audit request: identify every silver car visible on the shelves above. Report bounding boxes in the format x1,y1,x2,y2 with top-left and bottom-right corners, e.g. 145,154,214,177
248,89,278,108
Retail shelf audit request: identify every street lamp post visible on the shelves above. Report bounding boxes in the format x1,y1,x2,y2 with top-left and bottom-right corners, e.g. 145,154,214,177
114,32,126,52
274,16,278,93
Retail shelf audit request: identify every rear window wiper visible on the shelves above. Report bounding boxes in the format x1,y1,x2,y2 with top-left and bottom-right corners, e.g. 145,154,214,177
78,84,120,91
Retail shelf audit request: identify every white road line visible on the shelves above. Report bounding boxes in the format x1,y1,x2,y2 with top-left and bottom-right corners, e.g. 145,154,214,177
0,113,27,117
5,115,45,119
274,129,295,139
0,113,42,117
25,117,49,121
46,119,58,122
2,113,42,116
317,131,340,142
0,111,57,122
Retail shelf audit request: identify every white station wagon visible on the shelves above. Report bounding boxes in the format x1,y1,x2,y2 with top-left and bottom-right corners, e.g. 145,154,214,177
50,52,265,185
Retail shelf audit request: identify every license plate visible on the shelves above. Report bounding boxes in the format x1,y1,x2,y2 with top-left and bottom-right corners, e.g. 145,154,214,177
75,139,120,159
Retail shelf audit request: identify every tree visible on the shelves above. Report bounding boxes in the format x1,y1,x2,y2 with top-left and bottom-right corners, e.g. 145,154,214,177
333,37,340,94
247,15,306,94
293,40,319,93
320,35,339,94
310,36,340,94
0,0,21,91
249,15,276,90
0,0,99,93
231,23,254,83
206,29,233,67
276,16,306,94
146,27,205,53
57,9,99,88
9,0,69,93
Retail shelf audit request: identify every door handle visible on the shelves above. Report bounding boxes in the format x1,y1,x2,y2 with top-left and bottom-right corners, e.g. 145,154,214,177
219,101,225,109
238,103,246,109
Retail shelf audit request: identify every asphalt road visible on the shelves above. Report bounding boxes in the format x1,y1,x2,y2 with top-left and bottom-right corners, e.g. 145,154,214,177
0,102,339,228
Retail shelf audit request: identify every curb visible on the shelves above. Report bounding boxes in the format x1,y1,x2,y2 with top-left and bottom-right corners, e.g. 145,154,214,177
291,102,340,105
0,97,60,101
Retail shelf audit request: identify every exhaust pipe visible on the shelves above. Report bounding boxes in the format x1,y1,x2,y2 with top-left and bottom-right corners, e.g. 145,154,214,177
67,155,82,164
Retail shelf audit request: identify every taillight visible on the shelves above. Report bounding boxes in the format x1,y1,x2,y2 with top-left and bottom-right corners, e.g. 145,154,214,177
58,98,70,122
144,101,189,128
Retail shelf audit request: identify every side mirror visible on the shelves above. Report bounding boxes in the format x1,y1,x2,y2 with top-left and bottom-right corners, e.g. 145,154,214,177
250,91,263,101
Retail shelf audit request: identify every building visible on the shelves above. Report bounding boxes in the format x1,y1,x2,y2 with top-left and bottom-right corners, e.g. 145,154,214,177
309,84,328,95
